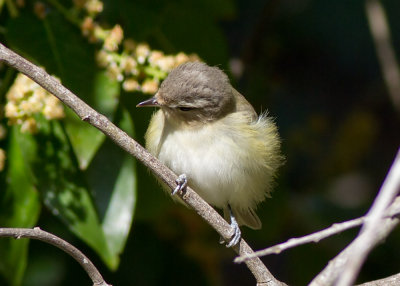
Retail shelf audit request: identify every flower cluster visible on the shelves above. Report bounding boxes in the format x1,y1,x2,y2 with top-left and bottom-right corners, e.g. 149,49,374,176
5,73,65,134
97,41,200,94
79,0,200,94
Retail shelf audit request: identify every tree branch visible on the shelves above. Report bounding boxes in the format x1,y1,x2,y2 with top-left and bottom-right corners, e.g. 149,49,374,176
357,272,400,286
309,148,400,286
0,227,111,286
366,0,400,112
235,195,400,263
0,43,286,286
335,148,400,286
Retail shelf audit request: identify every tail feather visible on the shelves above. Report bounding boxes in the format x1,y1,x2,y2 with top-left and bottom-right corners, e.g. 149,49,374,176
224,207,262,230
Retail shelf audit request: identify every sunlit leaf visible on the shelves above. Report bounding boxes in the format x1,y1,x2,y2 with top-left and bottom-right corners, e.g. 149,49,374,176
87,109,136,265
102,109,136,256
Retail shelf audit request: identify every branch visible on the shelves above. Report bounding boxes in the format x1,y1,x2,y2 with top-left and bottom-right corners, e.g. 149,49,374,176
235,195,400,263
309,148,400,286
0,43,286,286
335,148,400,286
0,227,110,286
357,272,400,286
236,217,363,263
366,0,400,112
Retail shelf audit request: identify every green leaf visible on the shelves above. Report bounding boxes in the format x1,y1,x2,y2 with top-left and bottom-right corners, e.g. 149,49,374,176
32,119,117,269
0,127,41,286
64,108,105,170
102,109,136,256
64,71,120,170
87,109,137,265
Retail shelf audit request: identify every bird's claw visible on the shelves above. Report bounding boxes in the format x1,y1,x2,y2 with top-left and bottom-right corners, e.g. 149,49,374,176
226,218,241,247
226,205,241,247
172,174,187,195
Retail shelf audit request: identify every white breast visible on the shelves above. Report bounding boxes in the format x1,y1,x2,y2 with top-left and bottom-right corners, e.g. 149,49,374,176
153,112,274,210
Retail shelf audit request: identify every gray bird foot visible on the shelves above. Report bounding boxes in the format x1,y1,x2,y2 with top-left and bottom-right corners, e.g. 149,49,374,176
226,205,241,247
172,174,187,195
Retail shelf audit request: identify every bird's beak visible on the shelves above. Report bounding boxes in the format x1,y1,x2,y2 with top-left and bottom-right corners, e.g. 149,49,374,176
136,96,159,107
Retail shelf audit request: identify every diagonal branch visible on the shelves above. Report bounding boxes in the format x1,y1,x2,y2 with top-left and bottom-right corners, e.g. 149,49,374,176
309,148,400,286
335,148,400,286
366,0,400,112
235,217,364,263
357,272,400,286
235,195,400,263
0,227,111,286
0,43,286,286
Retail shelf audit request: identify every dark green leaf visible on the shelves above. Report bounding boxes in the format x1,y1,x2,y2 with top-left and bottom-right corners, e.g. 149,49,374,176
32,119,117,269
64,71,120,169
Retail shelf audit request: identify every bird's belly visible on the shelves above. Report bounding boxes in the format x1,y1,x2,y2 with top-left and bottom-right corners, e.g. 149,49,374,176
157,127,260,209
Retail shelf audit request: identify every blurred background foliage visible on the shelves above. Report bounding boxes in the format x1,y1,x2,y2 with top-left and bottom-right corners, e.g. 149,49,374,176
0,0,400,285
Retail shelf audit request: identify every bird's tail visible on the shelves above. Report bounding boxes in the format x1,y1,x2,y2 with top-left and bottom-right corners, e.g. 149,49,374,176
224,207,262,230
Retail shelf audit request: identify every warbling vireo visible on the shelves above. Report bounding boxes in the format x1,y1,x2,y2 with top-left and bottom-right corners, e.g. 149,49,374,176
137,62,283,247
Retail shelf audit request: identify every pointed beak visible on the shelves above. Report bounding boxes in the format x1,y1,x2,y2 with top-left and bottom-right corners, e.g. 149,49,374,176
136,96,159,107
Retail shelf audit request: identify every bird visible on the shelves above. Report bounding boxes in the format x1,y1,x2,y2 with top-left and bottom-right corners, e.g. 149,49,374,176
137,62,283,247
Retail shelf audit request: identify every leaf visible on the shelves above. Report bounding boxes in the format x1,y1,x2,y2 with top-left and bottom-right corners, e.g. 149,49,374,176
64,72,120,169
87,109,137,263
0,127,41,286
64,108,105,170
102,109,137,256
32,119,117,269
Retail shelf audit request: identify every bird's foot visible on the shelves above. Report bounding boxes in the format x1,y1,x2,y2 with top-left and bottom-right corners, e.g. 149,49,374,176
226,205,241,247
172,174,187,195
226,218,241,247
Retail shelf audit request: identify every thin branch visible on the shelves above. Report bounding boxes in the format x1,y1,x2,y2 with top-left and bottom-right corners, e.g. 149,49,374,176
0,43,286,286
357,272,400,286
235,217,363,263
0,227,110,286
366,0,400,112
309,149,400,286
335,148,400,286
235,195,400,263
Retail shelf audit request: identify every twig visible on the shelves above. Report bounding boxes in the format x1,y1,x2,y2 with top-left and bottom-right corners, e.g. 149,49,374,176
235,194,400,263
0,43,286,286
0,227,110,286
309,149,400,286
366,0,400,112
235,217,364,263
335,148,400,286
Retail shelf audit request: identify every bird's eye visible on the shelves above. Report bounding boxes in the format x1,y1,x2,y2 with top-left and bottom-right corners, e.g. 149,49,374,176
178,107,193,111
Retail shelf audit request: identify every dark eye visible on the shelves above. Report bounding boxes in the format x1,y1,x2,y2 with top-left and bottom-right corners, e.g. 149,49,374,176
178,107,193,111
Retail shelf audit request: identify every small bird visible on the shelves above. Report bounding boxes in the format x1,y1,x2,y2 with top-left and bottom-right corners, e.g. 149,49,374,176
137,62,283,247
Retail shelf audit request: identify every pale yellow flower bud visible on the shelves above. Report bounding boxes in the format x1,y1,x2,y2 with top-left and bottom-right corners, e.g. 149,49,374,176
141,79,159,94
136,43,150,64
85,0,103,14
174,52,190,66
104,25,124,52
122,78,140,92
20,118,38,134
